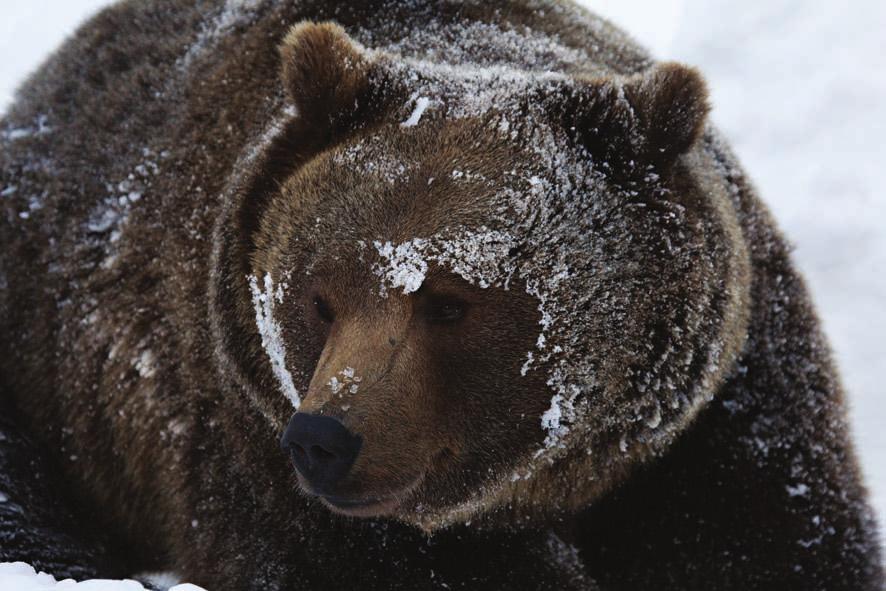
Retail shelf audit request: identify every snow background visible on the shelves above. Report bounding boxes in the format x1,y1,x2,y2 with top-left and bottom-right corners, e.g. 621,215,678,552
0,0,883,587
0,563,206,591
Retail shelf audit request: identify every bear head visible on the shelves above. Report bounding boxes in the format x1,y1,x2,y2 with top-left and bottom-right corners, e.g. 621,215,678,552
210,22,752,531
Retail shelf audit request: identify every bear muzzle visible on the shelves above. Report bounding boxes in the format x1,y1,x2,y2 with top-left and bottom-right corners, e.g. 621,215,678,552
280,411,433,517
281,412,362,495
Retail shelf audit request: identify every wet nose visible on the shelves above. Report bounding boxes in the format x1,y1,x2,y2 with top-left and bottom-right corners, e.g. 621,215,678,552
280,413,362,492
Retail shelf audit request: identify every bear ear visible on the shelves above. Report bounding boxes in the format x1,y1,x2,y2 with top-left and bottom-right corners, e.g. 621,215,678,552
623,63,710,162
553,63,710,173
279,22,390,138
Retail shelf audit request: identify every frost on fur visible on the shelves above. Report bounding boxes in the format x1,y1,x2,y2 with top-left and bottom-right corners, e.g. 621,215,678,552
372,228,520,295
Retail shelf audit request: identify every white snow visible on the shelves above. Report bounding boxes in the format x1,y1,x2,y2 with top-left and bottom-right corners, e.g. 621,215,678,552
248,273,301,409
133,350,156,379
539,394,570,452
372,229,519,296
135,573,184,590
327,376,341,394
786,483,810,498
372,239,429,295
400,96,431,127
0,563,205,591
328,367,362,398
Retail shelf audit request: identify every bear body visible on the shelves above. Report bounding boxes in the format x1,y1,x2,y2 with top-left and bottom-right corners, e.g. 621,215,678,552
0,0,881,589
0,396,121,581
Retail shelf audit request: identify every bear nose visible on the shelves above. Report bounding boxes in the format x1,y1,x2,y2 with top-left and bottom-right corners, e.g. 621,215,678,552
280,413,362,493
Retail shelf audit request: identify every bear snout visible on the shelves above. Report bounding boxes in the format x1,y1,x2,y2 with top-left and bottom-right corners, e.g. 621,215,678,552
281,413,362,494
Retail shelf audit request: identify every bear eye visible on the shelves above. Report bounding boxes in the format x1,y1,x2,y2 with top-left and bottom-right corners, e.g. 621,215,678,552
312,295,335,323
423,294,467,324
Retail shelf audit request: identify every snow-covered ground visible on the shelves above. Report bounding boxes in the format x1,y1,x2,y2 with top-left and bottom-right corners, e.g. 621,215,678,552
0,563,205,591
1,0,883,587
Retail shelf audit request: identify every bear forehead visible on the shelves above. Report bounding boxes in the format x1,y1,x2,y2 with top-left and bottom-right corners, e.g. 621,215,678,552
278,111,615,258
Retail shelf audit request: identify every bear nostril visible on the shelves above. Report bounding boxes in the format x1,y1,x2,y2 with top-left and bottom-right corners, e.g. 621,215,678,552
280,413,362,493
292,443,308,465
310,444,336,464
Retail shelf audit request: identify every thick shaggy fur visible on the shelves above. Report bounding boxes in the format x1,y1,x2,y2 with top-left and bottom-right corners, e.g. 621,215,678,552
0,1,881,589
0,397,124,580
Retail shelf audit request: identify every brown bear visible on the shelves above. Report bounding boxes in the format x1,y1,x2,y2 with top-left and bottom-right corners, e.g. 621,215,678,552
0,0,881,589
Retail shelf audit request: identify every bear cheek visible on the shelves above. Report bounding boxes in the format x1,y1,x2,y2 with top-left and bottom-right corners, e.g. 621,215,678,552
417,322,550,492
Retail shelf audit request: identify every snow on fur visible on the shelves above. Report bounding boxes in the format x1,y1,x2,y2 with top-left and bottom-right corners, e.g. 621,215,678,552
372,228,518,295
248,273,300,408
177,0,263,71
372,238,429,295
400,95,431,127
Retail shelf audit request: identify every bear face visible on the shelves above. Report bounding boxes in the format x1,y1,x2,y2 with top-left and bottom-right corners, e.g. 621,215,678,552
250,117,552,521
211,22,752,531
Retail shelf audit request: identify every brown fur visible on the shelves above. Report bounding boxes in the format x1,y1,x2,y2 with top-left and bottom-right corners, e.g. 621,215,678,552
0,1,881,589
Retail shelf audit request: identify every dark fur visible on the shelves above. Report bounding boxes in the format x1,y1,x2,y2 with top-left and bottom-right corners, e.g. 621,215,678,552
0,0,880,589
0,396,125,580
